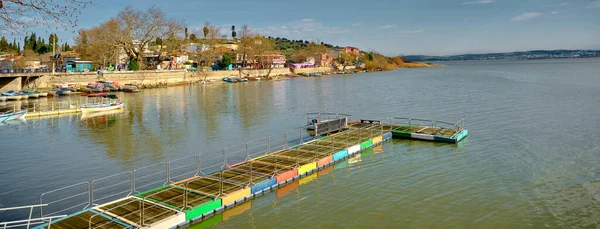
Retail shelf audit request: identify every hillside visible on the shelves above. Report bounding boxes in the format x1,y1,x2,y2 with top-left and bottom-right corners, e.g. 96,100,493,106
404,50,600,61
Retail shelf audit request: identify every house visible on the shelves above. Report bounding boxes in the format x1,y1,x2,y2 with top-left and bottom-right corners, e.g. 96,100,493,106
314,53,334,67
65,60,93,72
215,42,239,51
344,46,361,56
256,53,286,68
0,54,17,69
183,43,210,53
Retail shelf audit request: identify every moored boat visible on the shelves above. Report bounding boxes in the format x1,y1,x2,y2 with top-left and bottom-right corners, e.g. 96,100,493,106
57,89,72,96
45,91,56,97
37,92,48,97
22,90,39,98
80,101,124,114
0,110,27,122
122,88,140,93
0,96,5,101
222,77,237,83
5,95,22,100
236,78,248,82
82,93,108,97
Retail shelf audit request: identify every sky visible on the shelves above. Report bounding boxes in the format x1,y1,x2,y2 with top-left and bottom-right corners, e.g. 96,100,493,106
12,0,600,56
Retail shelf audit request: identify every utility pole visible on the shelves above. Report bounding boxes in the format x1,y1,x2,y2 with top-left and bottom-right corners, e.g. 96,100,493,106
52,35,56,74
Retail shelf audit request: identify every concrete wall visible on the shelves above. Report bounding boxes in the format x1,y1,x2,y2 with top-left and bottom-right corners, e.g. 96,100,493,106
1,66,336,90
293,67,333,74
0,77,22,91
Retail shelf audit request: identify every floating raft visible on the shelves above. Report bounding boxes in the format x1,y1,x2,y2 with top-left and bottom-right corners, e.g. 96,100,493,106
12,116,467,229
390,117,468,143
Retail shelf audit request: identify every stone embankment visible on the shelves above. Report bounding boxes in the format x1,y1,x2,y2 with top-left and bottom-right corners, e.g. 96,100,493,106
27,67,339,89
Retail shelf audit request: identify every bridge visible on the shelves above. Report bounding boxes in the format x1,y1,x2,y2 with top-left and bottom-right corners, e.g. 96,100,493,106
0,70,53,91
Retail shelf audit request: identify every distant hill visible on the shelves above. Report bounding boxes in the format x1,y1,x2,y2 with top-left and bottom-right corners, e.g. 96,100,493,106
403,50,600,62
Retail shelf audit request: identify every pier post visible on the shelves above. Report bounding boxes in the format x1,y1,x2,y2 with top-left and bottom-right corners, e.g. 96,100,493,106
246,142,250,160
52,102,54,111
266,137,270,154
33,103,36,113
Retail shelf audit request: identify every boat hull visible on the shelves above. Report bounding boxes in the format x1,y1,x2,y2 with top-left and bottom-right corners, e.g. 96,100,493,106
1,110,27,121
6,95,21,100
80,103,124,114
37,92,48,97
0,96,6,101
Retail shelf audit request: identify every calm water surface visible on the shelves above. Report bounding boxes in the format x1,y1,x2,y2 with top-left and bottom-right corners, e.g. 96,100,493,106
1,58,599,228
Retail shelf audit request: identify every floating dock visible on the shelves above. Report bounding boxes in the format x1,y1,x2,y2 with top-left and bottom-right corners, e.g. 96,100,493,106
0,115,467,229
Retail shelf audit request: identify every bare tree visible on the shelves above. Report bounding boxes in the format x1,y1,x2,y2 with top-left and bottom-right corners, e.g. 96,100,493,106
0,0,92,34
192,22,222,82
75,6,184,66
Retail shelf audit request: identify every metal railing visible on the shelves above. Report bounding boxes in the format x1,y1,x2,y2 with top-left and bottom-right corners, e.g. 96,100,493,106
0,204,65,229
7,122,392,228
391,116,467,131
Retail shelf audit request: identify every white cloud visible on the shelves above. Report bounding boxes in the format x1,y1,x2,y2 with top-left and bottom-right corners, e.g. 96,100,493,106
351,23,363,27
511,12,542,21
399,29,424,34
551,11,559,14
462,0,495,5
255,19,352,40
588,1,600,8
378,24,397,29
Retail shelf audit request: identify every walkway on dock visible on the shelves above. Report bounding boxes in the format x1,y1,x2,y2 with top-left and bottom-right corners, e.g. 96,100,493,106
0,116,467,229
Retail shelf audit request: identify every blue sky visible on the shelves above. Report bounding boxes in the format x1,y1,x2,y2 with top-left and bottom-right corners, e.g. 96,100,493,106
19,0,600,56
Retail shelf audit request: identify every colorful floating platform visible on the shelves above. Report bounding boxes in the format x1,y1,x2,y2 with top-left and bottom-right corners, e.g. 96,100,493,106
1,115,467,229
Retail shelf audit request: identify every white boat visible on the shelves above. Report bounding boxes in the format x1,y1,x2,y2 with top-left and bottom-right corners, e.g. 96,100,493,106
20,94,29,100
0,96,6,101
80,109,124,120
37,92,48,97
0,110,27,122
80,102,124,114
26,93,39,98
6,95,22,100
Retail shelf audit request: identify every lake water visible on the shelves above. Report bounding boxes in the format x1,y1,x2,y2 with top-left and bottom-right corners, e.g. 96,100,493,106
1,58,599,228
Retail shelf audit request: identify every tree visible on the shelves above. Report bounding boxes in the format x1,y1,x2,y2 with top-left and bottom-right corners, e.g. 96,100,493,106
291,42,329,64
189,34,197,41
337,52,355,70
217,53,232,69
192,22,222,81
75,6,184,64
0,0,92,34
238,25,254,68
203,22,209,38
231,25,236,39
129,59,139,70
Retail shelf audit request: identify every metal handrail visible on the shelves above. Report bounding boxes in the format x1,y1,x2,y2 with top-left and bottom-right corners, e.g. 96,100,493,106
0,204,63,229
91,171,133,205
18,121,397,227
133,162,168,193
39,182,90,218
1,216,66,229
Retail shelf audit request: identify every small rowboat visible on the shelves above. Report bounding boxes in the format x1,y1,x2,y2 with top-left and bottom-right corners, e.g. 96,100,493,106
57,90,72,96
22,90,39,98
1,110,27,122
222,77,237,83
6,95,21,100
80,102,124,114
122,88,140,93
82,93,108,97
